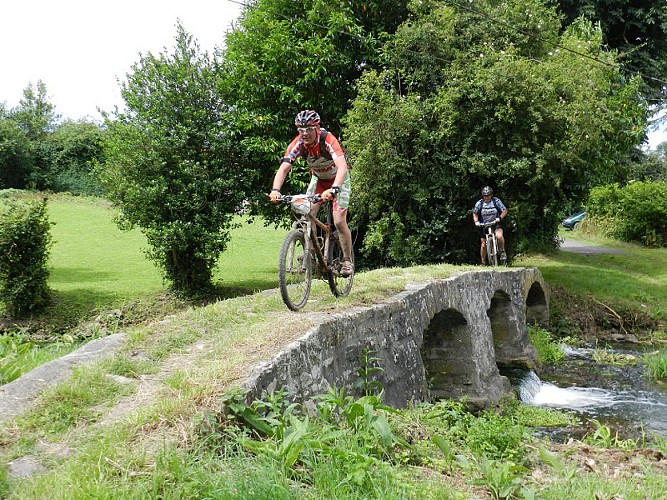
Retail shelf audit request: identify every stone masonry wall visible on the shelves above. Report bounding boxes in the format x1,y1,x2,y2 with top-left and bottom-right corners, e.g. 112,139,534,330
243,268,548,409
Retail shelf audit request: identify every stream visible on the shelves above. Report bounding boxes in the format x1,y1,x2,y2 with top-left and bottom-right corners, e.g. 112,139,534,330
503,345,667,442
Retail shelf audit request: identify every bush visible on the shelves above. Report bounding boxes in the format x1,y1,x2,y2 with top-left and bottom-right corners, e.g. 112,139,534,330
0,195,52,316
587,181,667,246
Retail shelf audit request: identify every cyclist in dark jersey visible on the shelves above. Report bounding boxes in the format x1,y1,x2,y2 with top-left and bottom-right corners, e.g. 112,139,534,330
269,110,354,276
472,186,508,265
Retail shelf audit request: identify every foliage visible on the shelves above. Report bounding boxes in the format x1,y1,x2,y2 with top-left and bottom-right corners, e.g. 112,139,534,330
528,325,565,365
550,0,667,103
583,418,638,449
642,350,667,381
9,80,60,140
0,119,32,189
587,181,667,246
0,196,52,317
47,120,106,196
344,0,646,267
219,0,410,222
99,24,256,295
353,345,385,396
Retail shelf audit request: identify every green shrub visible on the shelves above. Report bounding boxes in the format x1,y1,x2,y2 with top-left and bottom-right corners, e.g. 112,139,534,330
587,181,667,246
0,196,52,316
528,325,564,365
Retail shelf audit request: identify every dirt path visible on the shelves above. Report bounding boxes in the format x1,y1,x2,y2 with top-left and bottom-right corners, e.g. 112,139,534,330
559,238,627,255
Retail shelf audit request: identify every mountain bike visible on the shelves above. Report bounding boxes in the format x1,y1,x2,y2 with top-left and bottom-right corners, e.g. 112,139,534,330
481,220,504,266
277,194,354,311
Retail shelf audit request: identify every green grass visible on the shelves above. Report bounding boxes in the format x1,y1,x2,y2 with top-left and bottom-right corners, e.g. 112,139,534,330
47,194,285,311
518,231,667,326
2,195,667,498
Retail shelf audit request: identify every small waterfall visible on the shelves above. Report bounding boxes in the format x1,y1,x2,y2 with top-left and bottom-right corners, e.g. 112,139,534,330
516,370,542,403
516,369,615,410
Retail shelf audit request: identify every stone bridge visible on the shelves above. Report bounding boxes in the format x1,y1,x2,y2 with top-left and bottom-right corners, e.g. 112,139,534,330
244,268,548,409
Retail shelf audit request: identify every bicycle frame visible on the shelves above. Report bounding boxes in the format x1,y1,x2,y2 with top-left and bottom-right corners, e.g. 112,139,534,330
290,196,334,273
481,221,500,266
277,194,352,311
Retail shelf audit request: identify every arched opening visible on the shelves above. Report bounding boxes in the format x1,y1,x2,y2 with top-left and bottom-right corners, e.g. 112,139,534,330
421,308,472,399
526,281,549,327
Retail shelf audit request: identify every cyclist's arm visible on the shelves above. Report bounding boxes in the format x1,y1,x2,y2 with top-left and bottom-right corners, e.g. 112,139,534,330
499,207,508,220
271,160,292,192
331,156,349,188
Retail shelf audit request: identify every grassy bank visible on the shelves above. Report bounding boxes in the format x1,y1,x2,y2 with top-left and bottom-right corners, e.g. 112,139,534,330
2,195,667,498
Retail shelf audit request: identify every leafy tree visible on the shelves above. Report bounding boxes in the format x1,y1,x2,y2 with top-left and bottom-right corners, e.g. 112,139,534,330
549,0,667,103
219,0,409,215
10,80,60,140
0,118,32,189
48,120,106,195
8,81,62,190
99,24,256,295
344,0,646,267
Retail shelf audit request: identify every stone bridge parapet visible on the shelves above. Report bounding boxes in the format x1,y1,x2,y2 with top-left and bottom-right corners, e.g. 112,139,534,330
244,268,548,409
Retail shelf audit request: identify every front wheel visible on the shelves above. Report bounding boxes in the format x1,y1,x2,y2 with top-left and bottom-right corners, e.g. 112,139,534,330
327,232,353,297
279,230,312,311
486,235,499,266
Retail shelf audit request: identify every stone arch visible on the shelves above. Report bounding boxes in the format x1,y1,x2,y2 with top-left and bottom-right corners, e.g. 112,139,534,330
488,289,532,368
420,308,473,400
525,281,549,327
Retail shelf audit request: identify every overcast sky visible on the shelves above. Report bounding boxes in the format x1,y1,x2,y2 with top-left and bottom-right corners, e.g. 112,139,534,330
1,0,242,121
2,0,665,149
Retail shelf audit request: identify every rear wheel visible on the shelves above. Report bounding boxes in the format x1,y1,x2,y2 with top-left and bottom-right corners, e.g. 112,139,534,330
486,236,499,266
327,232,353,297
279,230,311,311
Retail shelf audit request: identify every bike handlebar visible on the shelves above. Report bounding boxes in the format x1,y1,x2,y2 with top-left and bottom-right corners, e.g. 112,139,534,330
278,194,323,203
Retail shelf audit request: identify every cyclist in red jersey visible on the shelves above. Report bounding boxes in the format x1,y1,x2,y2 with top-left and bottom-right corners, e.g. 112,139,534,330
269,110,354,276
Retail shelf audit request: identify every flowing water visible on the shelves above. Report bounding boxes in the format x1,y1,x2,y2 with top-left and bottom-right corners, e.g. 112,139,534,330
504,345,667,441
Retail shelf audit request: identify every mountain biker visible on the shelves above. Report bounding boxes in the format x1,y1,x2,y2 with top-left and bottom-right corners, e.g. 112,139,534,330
472,186,508,265
269,110,354,277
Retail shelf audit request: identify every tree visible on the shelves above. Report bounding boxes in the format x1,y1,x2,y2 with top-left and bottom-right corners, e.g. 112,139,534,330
0,118,32,189
219,0,410,218
99,24,255,295
10,80,60,140
48,120,106,195
549,0,667,104
344,0,646,267
9,81,62,190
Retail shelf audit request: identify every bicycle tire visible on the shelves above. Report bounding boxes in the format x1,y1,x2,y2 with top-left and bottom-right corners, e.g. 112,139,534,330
327,232,353,297
486,235,499,266
278,230,312,311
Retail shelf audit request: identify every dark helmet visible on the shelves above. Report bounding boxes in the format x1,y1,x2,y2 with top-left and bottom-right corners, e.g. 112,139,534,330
482,186,493,196
295,110,321,127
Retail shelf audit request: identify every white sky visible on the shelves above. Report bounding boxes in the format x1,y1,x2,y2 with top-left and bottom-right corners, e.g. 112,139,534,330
1,0,666,150
0,0,242,121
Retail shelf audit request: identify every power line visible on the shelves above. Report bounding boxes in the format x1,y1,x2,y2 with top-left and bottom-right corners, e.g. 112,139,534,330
223,0,667,95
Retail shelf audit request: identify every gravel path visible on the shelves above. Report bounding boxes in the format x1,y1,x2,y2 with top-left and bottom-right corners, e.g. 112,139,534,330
559,238,627,255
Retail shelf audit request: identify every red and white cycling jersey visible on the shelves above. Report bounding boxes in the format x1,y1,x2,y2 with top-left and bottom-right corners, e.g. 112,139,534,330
284,129,345,181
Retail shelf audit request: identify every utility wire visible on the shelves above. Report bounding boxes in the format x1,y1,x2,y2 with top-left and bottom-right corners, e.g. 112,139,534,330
223,0,667,97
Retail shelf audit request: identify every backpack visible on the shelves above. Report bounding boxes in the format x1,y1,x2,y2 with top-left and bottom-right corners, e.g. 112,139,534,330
475,197,502,220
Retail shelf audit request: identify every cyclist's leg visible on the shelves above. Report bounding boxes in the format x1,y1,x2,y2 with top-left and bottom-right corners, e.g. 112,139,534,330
495,226,507,263
479,237,487,265
332,174,352,263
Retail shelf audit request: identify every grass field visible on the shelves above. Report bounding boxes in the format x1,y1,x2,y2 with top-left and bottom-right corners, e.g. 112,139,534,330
45,194,286,318
2,195,667,498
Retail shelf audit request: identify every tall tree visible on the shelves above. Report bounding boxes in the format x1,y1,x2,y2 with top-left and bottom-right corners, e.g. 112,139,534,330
0,118,32,189
219,0,410,213
10,80,60,140
344,0,646,267
9,81,61,190
549,0,667,104
100,24,254,295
